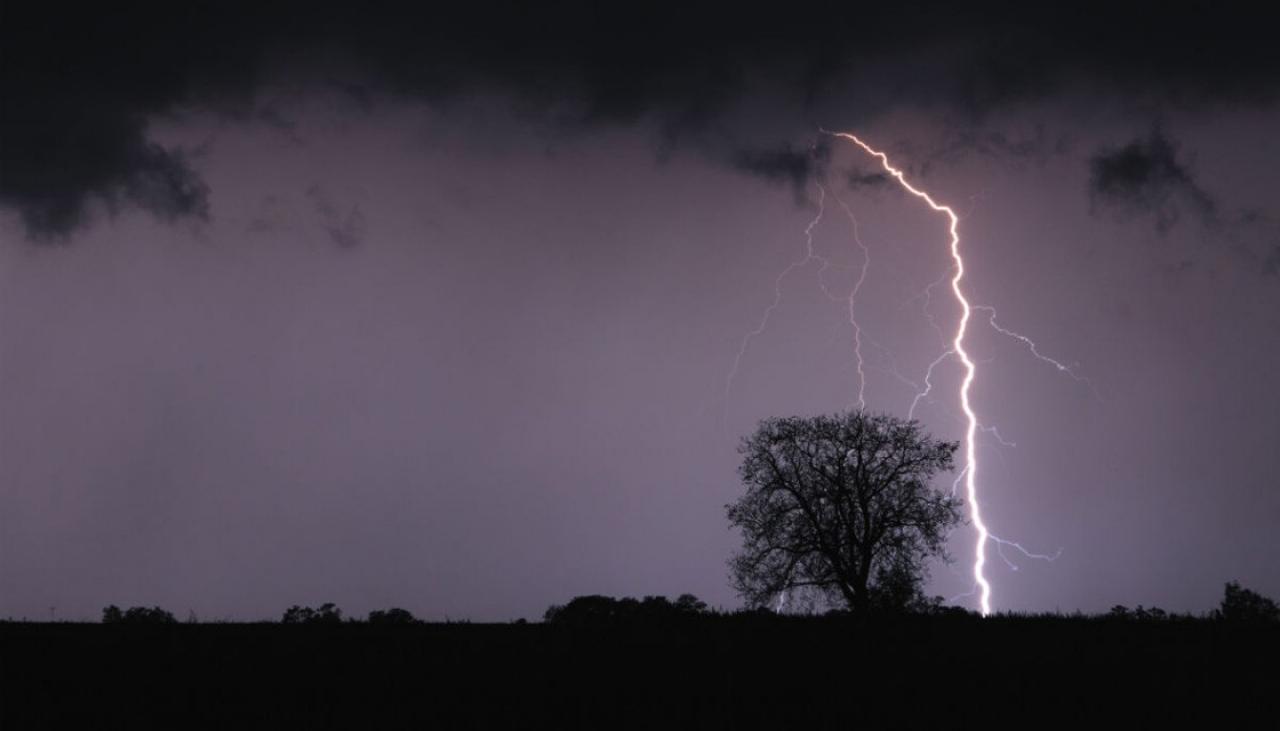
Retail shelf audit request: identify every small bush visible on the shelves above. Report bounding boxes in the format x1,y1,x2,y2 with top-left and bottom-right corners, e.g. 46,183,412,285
368,607,417,625
543,594,711,625
102,605,177,624
282,603,343,624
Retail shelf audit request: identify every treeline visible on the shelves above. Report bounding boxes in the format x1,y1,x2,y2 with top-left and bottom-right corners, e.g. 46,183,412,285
88,581,1280,626
98,602,427,625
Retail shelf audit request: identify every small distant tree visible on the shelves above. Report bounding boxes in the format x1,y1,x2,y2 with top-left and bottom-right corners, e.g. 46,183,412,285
673,593,709,615
282,603,343,624
102,606,176,624
727,411,964,614
544,594,711,625
1217,581,1279,623
368,607,417,625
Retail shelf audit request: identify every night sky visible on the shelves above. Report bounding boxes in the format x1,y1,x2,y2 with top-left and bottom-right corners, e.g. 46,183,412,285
2,2,1278,621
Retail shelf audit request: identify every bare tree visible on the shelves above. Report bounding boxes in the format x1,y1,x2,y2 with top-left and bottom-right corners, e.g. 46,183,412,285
726,411,963,614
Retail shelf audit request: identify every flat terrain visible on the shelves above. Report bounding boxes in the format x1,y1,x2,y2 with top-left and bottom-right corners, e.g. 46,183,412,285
3,616,1276,728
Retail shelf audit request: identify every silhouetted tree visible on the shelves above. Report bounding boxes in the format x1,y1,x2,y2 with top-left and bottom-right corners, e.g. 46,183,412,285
368,607,417,625
281,603,343,624
673,593,709,614
726,410,963,614
1133,605,1168,621
544,594,711,625
1217,581,1279,623
101,605,176,624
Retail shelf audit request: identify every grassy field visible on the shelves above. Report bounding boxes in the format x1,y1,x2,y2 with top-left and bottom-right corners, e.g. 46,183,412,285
3,614,1277,728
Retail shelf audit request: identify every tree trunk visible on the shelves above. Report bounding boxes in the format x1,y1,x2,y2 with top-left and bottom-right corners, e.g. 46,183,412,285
850,553,873,615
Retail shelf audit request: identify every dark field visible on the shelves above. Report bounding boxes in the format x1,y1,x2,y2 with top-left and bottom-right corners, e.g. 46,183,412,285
3,616,1277,729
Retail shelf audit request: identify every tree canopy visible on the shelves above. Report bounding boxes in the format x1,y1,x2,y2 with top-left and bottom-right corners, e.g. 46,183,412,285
726,410,963,614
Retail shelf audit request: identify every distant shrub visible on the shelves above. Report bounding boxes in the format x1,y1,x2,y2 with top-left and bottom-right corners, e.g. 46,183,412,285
1134,606,1168,621
544,594,711,625
368,607,417,625
927,604,978,619
1216,581,1280,623
673,593,709,614
101,605,177,624
1107,605,1172,621
282,603,343,624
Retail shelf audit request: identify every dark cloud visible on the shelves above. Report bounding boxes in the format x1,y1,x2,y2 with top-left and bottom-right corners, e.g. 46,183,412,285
4,2,1280,241
1088,130,1218,233
0,115,210,242
306,186,367,249
920,126,1071,171
731,140,831,204
844,167,892,190
1264,246,1280,277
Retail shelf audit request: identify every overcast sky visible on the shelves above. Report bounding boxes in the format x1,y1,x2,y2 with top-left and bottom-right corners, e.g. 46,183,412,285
2,2,1278,620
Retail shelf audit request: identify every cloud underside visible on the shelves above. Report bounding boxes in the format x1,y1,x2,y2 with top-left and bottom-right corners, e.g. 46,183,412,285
3,2,1278,240
1088,130,1217,233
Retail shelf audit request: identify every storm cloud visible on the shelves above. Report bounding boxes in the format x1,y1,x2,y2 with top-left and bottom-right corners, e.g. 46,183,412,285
731,140,832,204
4,2,1280,241
1088,130,1218,233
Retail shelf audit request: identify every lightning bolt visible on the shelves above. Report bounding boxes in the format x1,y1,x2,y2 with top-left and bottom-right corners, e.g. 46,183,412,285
826,130,994,616
973,305,1101,400
829,187,872,411
724,180,876,414
907,347,956,420
723,185,827,408
991,535,1063,571
726,132,1083,616
908,270,953,349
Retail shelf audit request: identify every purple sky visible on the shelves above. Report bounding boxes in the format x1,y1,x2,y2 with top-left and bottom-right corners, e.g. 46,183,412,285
3,4,1279,620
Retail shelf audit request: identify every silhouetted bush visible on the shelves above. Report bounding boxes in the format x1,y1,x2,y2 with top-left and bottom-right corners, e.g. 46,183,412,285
101,605,177,624
1106,604,1179,621
1134,605,1168,621
673,593,708,614
281,603,343,624
544,594,711,625
367,607,417,625
931,604,980,619
1216,581,1280,623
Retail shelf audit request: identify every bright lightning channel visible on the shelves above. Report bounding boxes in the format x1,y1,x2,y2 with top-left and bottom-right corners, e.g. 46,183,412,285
825,130,994,616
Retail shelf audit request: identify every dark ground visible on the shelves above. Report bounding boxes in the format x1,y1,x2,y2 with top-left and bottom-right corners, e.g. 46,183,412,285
3,615,1276,729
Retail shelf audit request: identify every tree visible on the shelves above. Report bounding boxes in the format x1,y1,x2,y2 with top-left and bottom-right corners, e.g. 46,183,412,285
101,605,177,624
1216,581,1279,623
726,410,964,615
543,594,711,625
368,607,418,625
673,593,709,615
281,603,343,624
